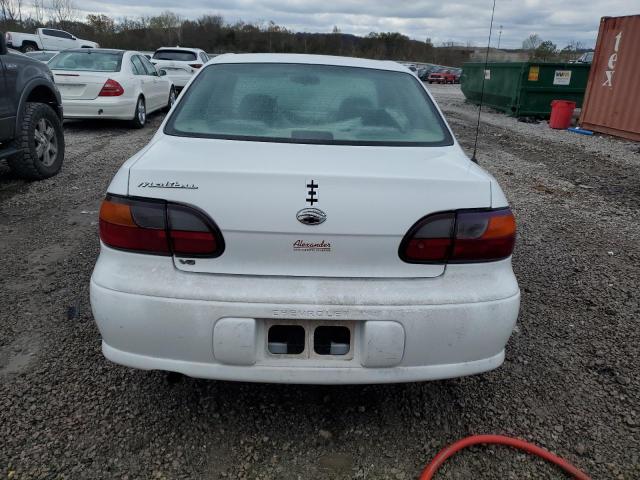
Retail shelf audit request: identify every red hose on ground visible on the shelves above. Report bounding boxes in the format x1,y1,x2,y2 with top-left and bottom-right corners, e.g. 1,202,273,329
419,434,591,480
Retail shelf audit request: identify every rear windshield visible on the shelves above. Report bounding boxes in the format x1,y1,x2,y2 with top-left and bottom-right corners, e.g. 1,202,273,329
26,51,56,61
165,63,452,146
49,51,122,72
153,50,197,61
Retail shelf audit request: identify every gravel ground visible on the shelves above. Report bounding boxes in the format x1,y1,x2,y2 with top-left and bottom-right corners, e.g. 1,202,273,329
1,85,639,479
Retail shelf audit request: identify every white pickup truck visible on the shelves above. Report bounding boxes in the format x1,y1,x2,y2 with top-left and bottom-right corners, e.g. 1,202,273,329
5,28,98,53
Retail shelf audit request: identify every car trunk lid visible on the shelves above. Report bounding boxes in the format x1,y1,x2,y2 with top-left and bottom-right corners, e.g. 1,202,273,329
52,70,109,100
128,137,491,278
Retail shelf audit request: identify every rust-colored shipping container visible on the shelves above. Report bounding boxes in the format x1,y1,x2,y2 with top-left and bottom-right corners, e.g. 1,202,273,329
580,15,640,141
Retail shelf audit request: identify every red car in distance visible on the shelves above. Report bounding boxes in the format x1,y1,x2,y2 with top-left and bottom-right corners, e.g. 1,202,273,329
427,68,457,84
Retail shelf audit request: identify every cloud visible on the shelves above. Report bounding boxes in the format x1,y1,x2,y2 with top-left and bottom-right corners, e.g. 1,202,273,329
75,0,637,48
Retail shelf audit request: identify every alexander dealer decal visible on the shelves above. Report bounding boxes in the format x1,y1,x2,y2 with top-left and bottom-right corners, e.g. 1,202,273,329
293,240,331,252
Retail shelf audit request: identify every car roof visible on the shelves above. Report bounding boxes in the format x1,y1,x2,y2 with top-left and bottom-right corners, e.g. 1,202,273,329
63,48,124,54
209,53,410,73
155,47,203,53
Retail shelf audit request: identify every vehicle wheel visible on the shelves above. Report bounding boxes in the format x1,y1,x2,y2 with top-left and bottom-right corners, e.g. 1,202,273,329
130,96,146,129
21,43,36,53
163,87,176,112
7,102,64,180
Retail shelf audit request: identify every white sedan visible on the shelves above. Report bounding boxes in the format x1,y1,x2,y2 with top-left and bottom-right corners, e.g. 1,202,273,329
90,54,520,384
24,50,59,63
49,49,176,128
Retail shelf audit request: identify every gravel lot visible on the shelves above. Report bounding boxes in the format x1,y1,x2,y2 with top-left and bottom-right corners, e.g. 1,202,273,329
1,84,639,479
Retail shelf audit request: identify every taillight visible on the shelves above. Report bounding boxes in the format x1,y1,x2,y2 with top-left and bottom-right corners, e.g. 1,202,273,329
99,195,224,257
167,204,220,255
451,209,516,262
189,63,203,69
403,212,455,262
400,208,516,263
98,79,124,97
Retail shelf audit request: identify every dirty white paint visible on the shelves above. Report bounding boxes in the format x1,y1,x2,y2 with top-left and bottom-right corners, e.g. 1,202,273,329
91,245,519,384
93,54,520,384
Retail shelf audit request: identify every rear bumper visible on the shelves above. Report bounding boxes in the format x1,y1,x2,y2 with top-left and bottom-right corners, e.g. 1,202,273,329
102,342,507,384
62,98,135,120
90,245,520,384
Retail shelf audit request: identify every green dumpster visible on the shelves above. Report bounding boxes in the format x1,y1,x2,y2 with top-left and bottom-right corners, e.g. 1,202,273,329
460,62,591,117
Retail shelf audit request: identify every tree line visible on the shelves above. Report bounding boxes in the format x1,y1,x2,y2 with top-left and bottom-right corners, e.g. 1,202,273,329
521,33,590,62
1,2,475,66
1,1,593,64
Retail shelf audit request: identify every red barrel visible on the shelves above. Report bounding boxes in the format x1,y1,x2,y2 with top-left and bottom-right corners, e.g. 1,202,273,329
549,100,576,129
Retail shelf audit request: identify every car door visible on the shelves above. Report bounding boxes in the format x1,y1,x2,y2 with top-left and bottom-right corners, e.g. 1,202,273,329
55,30,77,50
139,55,165,110
130,55,156,109
40,29,62,50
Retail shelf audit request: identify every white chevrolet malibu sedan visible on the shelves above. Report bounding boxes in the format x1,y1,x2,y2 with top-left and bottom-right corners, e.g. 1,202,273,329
49,49,176,128
90,54,520,384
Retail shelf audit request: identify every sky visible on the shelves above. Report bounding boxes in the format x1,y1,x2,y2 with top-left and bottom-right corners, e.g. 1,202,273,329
75,0,639,49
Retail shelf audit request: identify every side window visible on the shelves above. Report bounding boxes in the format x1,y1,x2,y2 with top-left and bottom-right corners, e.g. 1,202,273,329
139,56,158,76
46,30,72,39
200,52,208,63
131,56,146,75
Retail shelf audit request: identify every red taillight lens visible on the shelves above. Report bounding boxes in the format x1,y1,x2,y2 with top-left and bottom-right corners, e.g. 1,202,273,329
403,213,455,262
99,195,224,257
189,63,203,69
168,204,218,255
98,79,124,97
400,208,516,264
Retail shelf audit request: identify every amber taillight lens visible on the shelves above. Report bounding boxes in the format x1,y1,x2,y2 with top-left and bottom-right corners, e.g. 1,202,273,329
99,195,224,257
400,208,516,263
451,209,516,262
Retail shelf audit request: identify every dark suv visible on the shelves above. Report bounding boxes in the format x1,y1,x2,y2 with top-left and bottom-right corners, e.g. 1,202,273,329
0,32,64,180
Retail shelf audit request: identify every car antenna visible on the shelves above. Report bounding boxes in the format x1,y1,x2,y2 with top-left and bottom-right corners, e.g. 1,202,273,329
471,0,497,164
